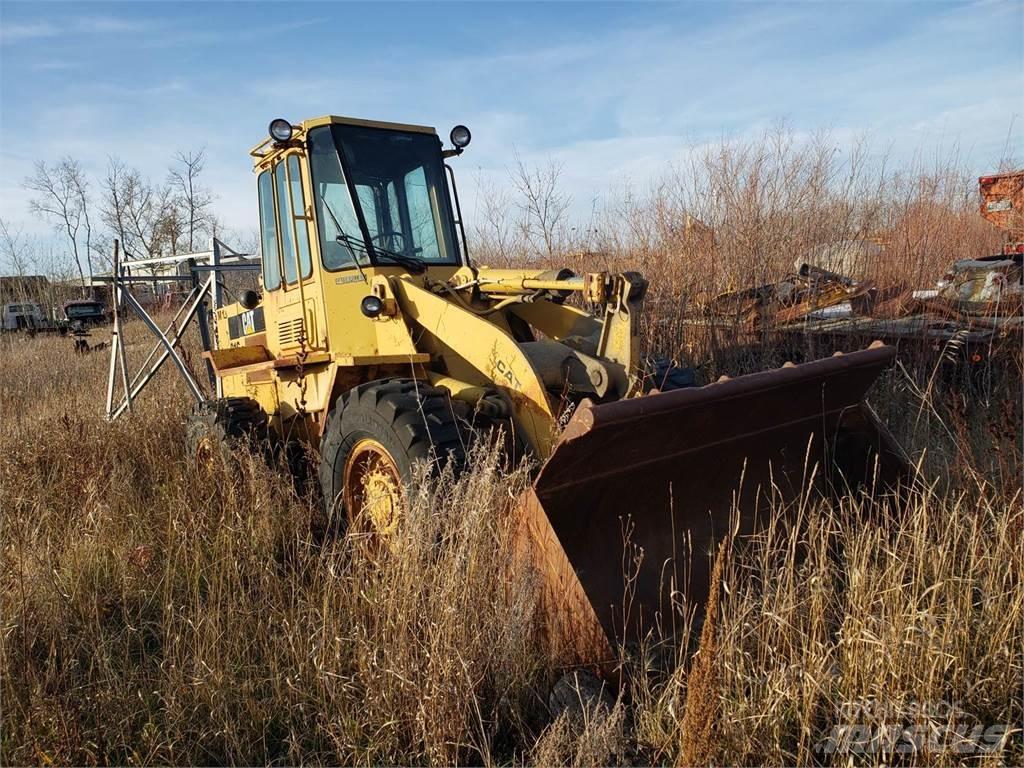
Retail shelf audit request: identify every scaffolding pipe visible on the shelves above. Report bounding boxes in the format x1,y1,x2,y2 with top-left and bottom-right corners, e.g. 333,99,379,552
120,290,206,404
107,240,133,418
125,283,202,393
101,238,256,421
109,276,214,420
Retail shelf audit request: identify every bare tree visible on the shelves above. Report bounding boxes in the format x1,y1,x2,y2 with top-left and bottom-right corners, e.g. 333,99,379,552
69,166,93,284
217,225,259,257
161,204,184,256
0,218,69,314
206,211,226,243
510,151,571,258
127,175,173,261
100,157,133,257
241,227,261,256
0,218,34,278
167,148,213,253
24,158,93,292
101,158,174,260
472,174,524,266
89,232,116,274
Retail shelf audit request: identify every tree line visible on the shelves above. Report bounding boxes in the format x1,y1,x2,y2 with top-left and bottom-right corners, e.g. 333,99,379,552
1,149,240,290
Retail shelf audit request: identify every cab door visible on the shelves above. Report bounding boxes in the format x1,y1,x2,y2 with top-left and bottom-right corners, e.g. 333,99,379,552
260,154,324,356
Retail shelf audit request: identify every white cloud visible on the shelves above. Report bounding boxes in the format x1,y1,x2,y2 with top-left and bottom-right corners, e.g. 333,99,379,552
0,14,160,45
74,15,158,34
0,20,60,43
30,58,77,72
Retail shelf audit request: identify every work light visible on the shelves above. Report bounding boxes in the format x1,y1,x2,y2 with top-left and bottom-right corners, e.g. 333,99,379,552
269,119,294,143
450,125,472,149
360,295,384,318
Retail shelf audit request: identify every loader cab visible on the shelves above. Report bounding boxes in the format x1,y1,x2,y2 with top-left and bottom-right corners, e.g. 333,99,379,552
244,115,469,365
254,117,465,291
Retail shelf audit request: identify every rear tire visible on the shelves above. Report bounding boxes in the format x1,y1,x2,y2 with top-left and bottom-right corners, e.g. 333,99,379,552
186,396,268,469
318,379,468,534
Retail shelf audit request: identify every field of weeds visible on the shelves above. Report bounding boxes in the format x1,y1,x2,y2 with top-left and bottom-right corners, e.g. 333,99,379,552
2,136,1022,766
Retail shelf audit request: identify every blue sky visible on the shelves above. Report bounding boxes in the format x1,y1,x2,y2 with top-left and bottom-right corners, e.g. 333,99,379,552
1,1,1021,245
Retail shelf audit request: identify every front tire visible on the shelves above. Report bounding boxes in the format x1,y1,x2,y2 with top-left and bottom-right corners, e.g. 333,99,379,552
318,379,467,536
186,396,268,470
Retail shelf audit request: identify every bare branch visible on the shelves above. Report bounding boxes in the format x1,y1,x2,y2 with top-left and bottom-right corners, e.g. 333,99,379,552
23,159,90,292
167,147,214,253
509,150,571,258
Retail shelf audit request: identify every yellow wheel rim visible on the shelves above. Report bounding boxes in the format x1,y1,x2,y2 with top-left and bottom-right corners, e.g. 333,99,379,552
195,434,219,471
342,438,403,537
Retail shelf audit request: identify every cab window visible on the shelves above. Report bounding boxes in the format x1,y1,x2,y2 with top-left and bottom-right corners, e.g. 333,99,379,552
275,164,297,284
258,170,281,291
308,127,367,270
307,123,461,270
404,166,441,260
356,185,379,239
286,155,313,280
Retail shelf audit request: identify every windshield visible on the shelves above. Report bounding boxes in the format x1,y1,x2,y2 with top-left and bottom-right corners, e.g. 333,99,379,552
308,123,460,271
66,303,103,318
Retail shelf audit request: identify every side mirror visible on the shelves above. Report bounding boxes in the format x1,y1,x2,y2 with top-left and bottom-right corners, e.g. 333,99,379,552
240,290,261,310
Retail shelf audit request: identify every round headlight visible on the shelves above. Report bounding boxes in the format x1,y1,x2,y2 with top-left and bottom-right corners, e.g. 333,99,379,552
268,118,294,143
360,295,384,318
450,124,472,149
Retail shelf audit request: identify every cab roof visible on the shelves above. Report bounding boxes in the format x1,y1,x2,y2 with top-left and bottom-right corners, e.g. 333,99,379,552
302,115,436,135
250,114,437,168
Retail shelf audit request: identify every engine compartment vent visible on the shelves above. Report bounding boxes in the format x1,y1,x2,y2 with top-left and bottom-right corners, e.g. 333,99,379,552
278,317,305,346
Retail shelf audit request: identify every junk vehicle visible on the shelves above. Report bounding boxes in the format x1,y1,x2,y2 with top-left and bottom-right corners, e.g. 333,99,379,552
702,172,1023,372
171,115,907,665
1,301,49,332
979,170,1023,254
62,299,109,327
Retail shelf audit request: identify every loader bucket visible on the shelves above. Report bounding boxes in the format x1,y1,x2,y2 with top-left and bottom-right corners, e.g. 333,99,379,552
516,343,908,666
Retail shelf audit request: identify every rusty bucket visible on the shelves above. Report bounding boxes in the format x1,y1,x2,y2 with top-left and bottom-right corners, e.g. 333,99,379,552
515,343,908,666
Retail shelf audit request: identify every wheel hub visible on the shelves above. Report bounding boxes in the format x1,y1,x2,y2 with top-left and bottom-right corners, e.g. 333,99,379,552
342,438,402,536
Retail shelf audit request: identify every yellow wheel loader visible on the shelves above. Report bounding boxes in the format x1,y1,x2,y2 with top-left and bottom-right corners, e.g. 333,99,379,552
190,114,908,667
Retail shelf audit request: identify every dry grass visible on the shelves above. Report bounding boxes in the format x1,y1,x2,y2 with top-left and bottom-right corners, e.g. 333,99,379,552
711,488,1023,765
1,327,552,765
2,135,1022,765
2,323,1020,767
677,541,726,767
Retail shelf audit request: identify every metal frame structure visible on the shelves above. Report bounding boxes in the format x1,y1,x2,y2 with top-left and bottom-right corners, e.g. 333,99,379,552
99,237,259,420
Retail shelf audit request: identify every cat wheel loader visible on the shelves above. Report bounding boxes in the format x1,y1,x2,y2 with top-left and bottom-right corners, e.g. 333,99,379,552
189,114,908,667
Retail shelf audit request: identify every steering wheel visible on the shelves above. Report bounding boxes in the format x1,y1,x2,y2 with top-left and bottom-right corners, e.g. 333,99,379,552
372,230,407,253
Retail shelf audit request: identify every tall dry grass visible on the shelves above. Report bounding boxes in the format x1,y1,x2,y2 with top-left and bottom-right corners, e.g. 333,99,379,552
478,129,1014,393
479,127,1004,296
1,327,552,765
2,320,1020,766
2,132,1022,765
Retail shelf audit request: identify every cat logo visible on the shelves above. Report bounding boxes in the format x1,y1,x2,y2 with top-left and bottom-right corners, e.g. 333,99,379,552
494,358,522,389
241,310,256,335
